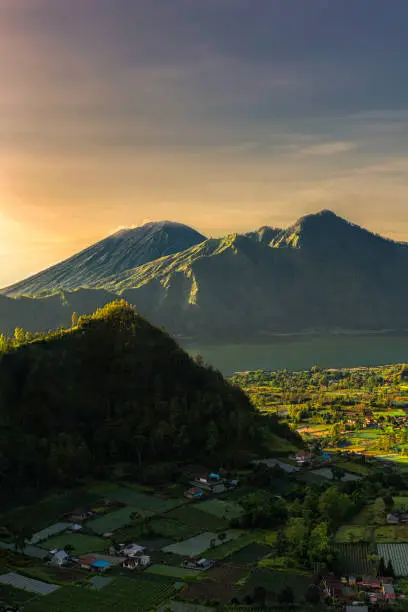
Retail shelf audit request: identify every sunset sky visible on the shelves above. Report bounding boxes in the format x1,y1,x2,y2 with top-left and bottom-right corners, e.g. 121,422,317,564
2,0,408,285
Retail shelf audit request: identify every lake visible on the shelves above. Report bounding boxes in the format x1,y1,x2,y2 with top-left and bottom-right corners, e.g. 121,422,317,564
183,334,408,376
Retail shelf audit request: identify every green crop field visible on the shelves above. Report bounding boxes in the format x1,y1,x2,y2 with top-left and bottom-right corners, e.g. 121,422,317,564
163,531,240,557
87,506,142,534
41,533,108,555
240,568,312,601
105,487,182,513
147,517,198,540
377,543,408,577
227,542,273,565
204,533,256,561
24,576,174,611
146,564,201,579
166,504,228,531
334,525,371,543
333,543,373,575
375,525,408,542
194,499,244,520
393,497,408,509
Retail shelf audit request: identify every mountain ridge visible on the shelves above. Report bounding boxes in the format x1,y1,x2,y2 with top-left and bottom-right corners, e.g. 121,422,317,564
2,220,206,297
2,210,408,341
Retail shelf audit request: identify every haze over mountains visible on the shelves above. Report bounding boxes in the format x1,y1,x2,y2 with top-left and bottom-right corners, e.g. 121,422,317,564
1,210,408,341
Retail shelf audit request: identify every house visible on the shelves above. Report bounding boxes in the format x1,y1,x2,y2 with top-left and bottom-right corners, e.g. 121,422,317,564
360,576,381,589
383,583,396,600
322,575,343,598
122,555,150,570
295,451,313,464
50,550,69,567
91,559,110,572
184,487,206,500
120,543,145,557
64,508,91,523
190,474,226,494
181,558,215,570
387,512,400,524
79,555,98,570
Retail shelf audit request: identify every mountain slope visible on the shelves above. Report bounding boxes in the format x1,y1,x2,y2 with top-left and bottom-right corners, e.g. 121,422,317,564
2,221,206,296
2,211,408,340
0,301,281,495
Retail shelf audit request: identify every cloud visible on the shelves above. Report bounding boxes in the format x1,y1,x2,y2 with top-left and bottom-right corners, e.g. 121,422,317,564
296,141,357,157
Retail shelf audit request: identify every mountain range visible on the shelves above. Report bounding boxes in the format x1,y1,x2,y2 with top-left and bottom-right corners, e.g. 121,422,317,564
1,210,408,341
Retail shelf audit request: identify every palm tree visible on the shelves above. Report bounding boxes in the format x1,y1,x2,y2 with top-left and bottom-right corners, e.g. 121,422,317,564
13,527,33,555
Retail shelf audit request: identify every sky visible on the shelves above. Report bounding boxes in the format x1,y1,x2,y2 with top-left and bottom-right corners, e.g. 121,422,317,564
2,0,408,285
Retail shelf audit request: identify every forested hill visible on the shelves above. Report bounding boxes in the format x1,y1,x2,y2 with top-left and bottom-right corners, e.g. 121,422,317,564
0,301,295,498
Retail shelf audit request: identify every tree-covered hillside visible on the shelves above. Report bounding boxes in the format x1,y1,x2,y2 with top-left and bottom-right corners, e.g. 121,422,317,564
0,301,295,502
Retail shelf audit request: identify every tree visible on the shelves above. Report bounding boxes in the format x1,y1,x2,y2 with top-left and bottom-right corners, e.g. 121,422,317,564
286,517,308,558
383,494,394,511
305,584,320,605
378,556,386,577
372,498,386,525
64,544,75,555
278,585,294,604
386,559,395,579
13,527,33,555
13,327,25,344
309,521,330,562
331,466,345,482
71,312,78,327
253,586,267,606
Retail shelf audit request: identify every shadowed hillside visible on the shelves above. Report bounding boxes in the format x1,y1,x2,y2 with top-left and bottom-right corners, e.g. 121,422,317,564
2,211,408,340
0,301,295,498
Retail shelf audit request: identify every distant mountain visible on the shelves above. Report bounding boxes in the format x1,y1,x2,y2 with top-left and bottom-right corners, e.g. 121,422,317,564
2,221,206,296
2,211,408,341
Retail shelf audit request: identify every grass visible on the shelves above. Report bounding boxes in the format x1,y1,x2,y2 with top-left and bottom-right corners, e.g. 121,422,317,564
24,576,174,611
41,533,108,555
375,525,408,542
334,525,371,543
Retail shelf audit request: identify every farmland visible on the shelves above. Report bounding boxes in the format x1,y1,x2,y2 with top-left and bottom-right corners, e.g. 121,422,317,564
377,543,408,577
334,525,371,543
333,543,374,575
23,576,175,611
232,364,408,460
240,568,313,602
182,564,248,604
41,533,107,555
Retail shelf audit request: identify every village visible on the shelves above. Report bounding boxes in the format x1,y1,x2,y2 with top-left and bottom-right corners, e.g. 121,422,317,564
1,452,408,611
